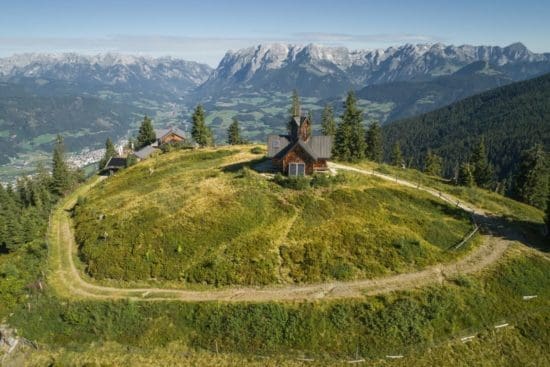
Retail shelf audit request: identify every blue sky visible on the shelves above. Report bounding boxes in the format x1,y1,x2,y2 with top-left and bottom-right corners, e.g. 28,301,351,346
1,0,549,66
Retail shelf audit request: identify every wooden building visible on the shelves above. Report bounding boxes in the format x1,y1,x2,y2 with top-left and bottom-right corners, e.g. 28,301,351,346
101,157,127,175
155,127,186,145
267,115,333,176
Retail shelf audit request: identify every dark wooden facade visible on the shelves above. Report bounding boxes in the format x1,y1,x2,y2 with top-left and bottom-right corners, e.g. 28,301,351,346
267,114,332,176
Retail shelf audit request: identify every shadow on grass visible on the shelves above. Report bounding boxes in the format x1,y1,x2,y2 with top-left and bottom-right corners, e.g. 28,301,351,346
474,212,549,253
221,157,270,173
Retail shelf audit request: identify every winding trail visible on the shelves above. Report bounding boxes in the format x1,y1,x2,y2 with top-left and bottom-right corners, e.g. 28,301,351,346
48,163,520,302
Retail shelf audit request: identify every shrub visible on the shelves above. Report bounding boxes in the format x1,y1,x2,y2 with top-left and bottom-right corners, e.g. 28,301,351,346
251,146,264,154
310,174,331,188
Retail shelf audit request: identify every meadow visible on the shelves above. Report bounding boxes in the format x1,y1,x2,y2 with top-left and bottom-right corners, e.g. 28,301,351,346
73,147,475,286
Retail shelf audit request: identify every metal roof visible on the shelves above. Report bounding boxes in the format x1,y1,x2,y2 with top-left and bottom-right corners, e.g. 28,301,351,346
104,157,127,169
306,135,333,159
267,134,290,158
133,145,156,159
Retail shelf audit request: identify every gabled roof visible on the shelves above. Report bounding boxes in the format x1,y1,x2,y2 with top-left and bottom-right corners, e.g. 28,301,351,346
307,135,333,159
104,157,127,169
133,144,156,159
267,134,290,158
155,127,186,140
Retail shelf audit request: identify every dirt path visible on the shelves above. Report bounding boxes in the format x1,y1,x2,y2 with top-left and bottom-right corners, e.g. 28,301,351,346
48,163,521,302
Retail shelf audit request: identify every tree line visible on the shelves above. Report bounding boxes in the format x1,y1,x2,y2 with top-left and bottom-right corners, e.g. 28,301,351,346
288,89,549,215
1,135,83,253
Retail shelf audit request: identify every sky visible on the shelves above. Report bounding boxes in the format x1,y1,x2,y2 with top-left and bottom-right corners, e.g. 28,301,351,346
0,0,549,66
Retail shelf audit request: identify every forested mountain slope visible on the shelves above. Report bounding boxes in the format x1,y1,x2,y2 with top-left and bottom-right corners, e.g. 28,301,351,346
382,72,550,179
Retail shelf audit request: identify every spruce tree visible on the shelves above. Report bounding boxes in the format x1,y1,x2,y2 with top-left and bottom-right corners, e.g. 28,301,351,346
513,144,548,209
287,90,301,134
99,138,117,168
306,110,313,138
424,149,443,177
191,104,213,147
51,134,70,196
136,116,156,149
227,117,242,145
333,91,366,162
457,162,475,187
321,104,336,136
471,137,494,189
365,121,383,163
391,142,404,167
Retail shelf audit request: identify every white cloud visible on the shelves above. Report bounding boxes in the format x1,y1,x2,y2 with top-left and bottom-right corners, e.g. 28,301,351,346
0,32,443,66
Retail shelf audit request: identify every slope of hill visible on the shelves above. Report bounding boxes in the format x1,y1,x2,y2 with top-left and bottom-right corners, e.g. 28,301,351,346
356,61,516,122
2,145,548,366
73,147,475,286
382,72,550,178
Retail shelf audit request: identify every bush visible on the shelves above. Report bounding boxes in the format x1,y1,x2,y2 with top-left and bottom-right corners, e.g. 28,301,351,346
274,174,311,190
311,174,331,188
251,146,264,154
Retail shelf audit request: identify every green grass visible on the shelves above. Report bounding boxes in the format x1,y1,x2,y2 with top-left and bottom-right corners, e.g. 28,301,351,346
353,161,545,224
8,249,550,364
73,147,475,286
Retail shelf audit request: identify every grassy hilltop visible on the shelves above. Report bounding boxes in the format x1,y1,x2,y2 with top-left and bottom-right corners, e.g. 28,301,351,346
73,146,475,286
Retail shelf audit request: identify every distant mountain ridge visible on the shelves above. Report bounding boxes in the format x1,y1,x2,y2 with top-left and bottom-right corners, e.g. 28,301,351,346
196,42,550,98
0,53,213,97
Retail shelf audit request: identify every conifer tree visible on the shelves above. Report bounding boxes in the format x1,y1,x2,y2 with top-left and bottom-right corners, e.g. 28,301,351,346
191,104,213,147
99,138,117,168
136,115,156,149
424,149,443,177
457,162,475,187
512,144,548,209
321,104,336,136
365,121,383,163
287,90,301,134
545,193,550,236
471,137,494,188
333,91,366,162
51,134,70,196
227,117,242,145
391,142,404,167
306,110,313,138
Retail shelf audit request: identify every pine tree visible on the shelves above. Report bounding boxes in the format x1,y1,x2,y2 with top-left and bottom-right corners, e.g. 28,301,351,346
321,104,336,136
136,116,156,149
457,162,475,187
365,121,383,163
287,90,301,134
512,144,548,209
99,138,117,168
424,149,443,177
391,142,404,167
333,91,366,162
227,117,242,145
306,110,313,138
191,104,213,147
471,137,494,189
51,134,70,196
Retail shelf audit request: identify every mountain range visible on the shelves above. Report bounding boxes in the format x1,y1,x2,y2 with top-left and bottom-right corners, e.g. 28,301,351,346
196,42,550,99
0,53,213,99
1,42,550,179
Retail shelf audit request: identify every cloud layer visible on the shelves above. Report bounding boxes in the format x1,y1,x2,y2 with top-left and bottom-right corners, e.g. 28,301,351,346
0,32,442,66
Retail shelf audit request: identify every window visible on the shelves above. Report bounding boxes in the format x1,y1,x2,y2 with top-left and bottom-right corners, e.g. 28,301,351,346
289,163,305,177
272,140,280,149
